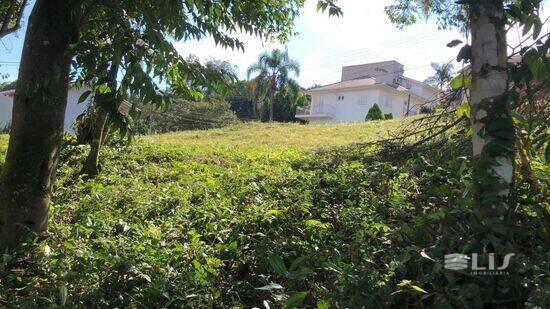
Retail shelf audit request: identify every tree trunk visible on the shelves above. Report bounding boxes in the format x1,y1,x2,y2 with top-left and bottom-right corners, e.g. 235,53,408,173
269,91,275,122
470,0,515,231
269,78,276,122
80,107,109,177
80,52,121,178
101,119,112,146
0,0,79,249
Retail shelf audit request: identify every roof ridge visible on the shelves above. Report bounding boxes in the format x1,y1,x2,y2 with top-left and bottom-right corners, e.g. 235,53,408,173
342,60,402,68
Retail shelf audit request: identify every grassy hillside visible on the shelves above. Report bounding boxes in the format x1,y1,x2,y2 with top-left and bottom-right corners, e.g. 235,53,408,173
144,121,401,154
0,121,547,308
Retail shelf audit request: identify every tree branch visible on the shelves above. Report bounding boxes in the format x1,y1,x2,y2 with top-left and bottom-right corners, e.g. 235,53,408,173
0,0,27,39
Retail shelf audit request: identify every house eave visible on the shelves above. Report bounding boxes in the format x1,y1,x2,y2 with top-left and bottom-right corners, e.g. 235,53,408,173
295,114,333,120
306,83,379,95
307,83,429,102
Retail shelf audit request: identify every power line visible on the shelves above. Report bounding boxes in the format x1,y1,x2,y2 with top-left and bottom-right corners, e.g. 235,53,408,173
299,63,437,85
300,32,453,69
304,31,445,64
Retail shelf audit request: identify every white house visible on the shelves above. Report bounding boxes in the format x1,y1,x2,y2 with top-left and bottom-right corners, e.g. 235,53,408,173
0,82,131,133
296,61,440,124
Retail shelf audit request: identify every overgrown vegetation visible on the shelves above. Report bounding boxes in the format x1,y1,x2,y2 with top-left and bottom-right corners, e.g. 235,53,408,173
247,49,304,122
259,90,309,122
0,121,547,307
136,98,240,134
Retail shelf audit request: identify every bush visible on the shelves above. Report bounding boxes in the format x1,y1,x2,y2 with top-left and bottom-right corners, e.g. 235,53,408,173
1,129,547,308
384,113,393,120
420,105,433,114
365,103,384,121
138,98,240,134
260,90,309,122
0,123,547,308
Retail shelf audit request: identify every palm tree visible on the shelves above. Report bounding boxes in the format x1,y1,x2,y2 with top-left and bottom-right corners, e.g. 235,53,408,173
424,61,455,90
247,49,300,121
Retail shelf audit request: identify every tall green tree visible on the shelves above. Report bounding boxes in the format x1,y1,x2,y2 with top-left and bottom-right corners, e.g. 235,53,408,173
247,49,301,121
0,0,84,249
225,80,257,120
0,0,342,249
261,86,309,122
423,61,455,90
73,11,236,177
385,0,547,305
386,0,543,232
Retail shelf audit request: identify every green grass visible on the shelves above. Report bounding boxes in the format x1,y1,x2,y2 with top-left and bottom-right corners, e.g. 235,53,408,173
144,121,400,152
0,121,547,308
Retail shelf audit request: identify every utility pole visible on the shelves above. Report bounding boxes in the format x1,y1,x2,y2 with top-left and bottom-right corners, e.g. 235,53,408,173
406,93,411,117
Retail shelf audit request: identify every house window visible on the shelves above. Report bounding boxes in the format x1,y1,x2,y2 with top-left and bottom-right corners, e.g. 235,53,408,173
358,96,368,105
337,95,345,101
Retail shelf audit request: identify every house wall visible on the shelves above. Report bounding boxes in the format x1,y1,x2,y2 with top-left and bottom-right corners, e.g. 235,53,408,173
0,93,14,130
65,88,92,132
309,87,415,123
0,87,92,133
402,78,439,102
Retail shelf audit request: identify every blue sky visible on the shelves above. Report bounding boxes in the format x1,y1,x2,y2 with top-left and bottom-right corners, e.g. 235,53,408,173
1,0,549,88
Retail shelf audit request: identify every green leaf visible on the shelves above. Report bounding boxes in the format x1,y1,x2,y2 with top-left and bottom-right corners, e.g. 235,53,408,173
451,75,471,90
288,267,313,280
255,283,284,290
446,39,462,48
420,249,435,261
304,219,329,230
523,15,534,36
78,90,92,104
456,44,471,62
58,284,68,306
411,285,427,294
268,255,288,276
289,257,306,271
284,291,309,309
316,1,327,12
139,273,152,283
455,102,471,119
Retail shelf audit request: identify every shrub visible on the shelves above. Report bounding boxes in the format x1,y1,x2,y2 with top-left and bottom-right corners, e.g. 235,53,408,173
365,103,384,121
138,98,240,134
384,113,393,120
0,123,546,308
260,90,309,122
420,105,433,114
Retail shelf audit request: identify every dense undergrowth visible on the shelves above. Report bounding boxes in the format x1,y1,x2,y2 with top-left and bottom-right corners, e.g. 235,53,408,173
0,122,548,308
